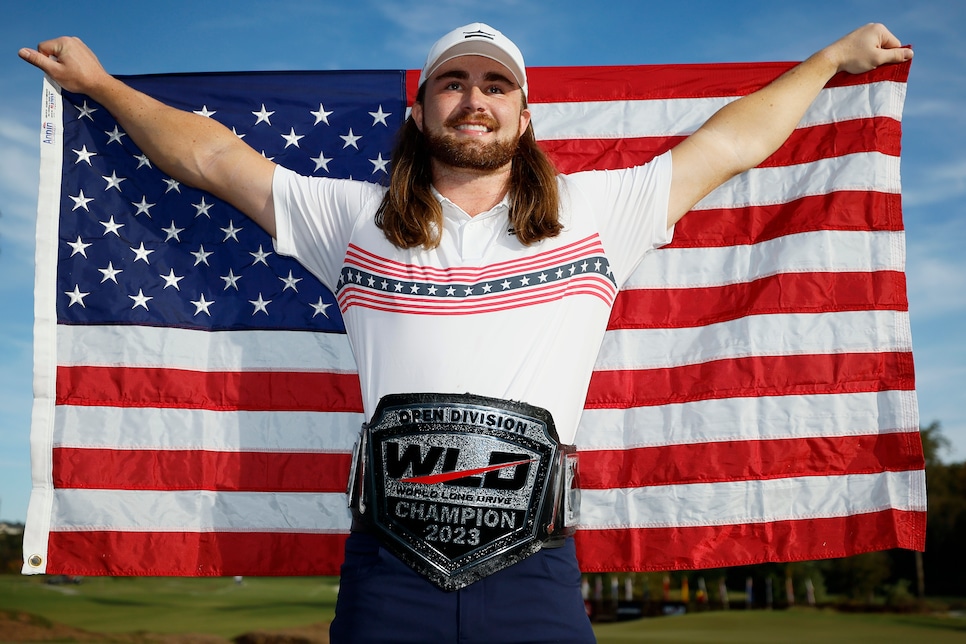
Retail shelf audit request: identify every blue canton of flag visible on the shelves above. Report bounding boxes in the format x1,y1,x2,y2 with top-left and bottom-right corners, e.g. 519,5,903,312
57,70,406,332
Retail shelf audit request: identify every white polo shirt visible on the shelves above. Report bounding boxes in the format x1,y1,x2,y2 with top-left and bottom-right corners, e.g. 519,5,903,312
273,151,672,444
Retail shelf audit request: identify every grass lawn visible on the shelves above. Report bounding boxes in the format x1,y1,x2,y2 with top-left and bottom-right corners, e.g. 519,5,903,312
0,575,340,638
1,575,964,642
593,608,966,643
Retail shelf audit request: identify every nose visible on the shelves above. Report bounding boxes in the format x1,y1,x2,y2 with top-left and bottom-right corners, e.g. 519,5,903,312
461,85,488,112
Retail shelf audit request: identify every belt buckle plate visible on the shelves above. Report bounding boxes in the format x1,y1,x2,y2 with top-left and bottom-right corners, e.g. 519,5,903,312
364,394,559,590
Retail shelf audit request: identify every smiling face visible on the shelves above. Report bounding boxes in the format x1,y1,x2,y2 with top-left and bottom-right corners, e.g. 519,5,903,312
412,55,532,173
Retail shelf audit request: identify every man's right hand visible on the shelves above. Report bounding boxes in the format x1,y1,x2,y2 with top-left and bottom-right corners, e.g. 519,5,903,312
19,36,279,238
19,37,112,96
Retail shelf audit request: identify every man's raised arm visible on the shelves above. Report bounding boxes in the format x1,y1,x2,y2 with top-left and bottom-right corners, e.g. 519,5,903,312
19,37,279,238
667,22,913,228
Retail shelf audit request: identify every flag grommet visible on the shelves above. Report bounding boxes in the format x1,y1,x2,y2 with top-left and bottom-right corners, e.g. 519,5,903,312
27,555,42,568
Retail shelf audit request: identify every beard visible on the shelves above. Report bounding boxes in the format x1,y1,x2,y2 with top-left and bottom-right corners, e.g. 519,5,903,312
423,117,519,171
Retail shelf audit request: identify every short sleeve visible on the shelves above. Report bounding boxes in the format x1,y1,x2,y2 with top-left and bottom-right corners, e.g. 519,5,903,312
561,151,673,287
272,165,385,289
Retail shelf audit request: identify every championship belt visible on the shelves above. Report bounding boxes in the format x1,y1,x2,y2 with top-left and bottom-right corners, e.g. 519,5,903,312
347,393,580,591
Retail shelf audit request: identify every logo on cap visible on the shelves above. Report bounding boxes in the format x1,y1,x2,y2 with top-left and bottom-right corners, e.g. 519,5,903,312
462,28,496,41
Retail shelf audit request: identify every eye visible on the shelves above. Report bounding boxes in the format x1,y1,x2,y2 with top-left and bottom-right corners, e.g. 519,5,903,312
445,81,462,91
487,85,505,94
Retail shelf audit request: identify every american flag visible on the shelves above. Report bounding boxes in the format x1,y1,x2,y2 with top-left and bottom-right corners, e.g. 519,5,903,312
23,61,924,577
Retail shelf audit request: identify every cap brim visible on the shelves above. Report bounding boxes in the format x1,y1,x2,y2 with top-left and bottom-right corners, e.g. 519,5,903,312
421,42,527,93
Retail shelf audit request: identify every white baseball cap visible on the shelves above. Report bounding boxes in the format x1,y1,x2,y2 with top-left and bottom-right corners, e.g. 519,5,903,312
419,23,528,96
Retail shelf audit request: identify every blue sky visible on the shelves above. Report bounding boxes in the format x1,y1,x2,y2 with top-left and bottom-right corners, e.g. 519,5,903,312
0,0,963,523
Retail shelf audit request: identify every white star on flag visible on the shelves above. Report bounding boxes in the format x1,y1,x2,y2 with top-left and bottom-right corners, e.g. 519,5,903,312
191,294,214,316
162,222,184,242
98,262,122,284
369,105,391,126
130,243,154,264
193,197,213,218
73,145,96,165
132,196,155,217
250,293,271,315
64,285,89,307
105,126,126,145
67,237,92,257
370,153,389,174
340,128,361,149
311,103,333,125
160,269,185,290
77,100,97,120
252,104,275,125
70,190,94,211
282,127,305,148
102,171,126,191
129,289,153,310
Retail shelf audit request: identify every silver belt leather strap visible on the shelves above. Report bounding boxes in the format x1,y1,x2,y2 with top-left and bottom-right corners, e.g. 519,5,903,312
348,393,580,591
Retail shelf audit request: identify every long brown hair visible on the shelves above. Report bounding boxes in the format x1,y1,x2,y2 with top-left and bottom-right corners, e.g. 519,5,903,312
375,90,561,250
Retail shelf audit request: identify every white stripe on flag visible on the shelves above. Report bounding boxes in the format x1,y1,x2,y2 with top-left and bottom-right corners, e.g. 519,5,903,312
56,309,911,375
50,489,352,532
696,153,900,211
57,324,356,372
579,470,926,530
531,83,906,139
595,310,912,370
576,390,920,450
54,406,362,451
628,230,906,289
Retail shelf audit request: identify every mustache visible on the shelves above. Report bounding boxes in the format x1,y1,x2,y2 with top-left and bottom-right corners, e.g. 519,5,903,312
443,115,499,130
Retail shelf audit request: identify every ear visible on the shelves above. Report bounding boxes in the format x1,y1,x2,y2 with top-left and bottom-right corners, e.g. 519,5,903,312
412,101,424,132
519,107,531,138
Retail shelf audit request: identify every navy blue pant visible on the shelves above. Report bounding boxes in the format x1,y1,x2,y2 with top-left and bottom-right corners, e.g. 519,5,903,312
330,531,596,643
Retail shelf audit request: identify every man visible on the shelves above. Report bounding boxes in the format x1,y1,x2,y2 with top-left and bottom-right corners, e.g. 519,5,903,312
20,21,911,643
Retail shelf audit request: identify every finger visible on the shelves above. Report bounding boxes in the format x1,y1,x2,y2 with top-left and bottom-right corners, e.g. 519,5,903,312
873,23,903,50
36,36,69,60
18,46,58,74
884,46,914,64
20,36,66,68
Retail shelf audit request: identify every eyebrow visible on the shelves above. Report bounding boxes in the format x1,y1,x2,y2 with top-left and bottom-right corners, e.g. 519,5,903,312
435,69,518,88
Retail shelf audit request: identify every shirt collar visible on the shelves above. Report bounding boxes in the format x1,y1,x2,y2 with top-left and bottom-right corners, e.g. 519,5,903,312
432,186,511,221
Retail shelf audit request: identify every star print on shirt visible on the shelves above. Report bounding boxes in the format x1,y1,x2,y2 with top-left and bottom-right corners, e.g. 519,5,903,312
335,237,617,316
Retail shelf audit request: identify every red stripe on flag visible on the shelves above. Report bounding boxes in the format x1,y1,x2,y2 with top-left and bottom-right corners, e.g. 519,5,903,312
41,507,926,577
575,508,926,572
586,351,916,408
52,448,352,492
762,118,901,166
543,118,901,174
45,530,347,577
405,62,909,106
609,271,909,330
579,432,926,489
670,191,904,248
527,63,908,103
56,366,364,412
541,136,681,174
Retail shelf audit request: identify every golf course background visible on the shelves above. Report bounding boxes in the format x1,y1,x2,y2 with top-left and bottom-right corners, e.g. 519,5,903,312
1,574,964,643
